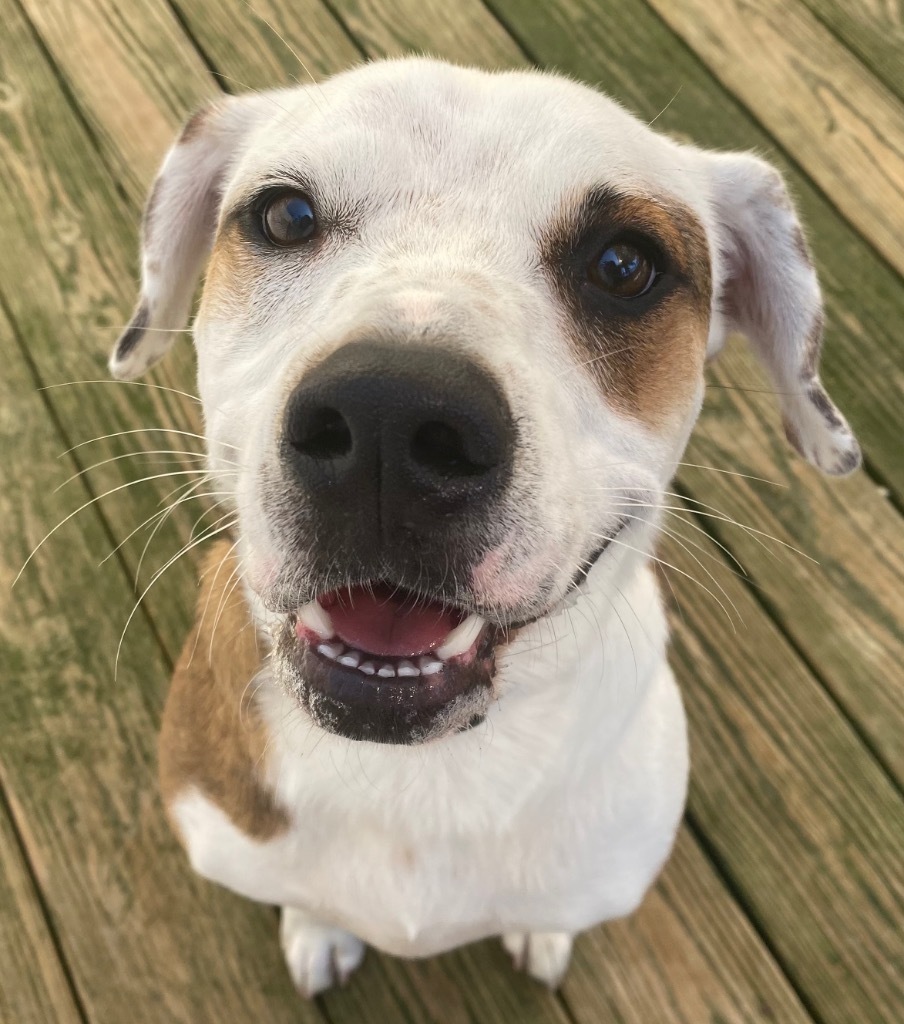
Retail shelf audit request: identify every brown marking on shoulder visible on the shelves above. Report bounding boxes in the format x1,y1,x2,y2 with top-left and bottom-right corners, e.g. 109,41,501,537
542,187,712,430
159,540,289,842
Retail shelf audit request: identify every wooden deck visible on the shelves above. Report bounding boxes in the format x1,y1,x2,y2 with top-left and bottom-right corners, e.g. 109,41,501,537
1,0,902,1021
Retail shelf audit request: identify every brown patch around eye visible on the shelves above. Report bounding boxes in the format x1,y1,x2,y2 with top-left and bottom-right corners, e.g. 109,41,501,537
203,219,265,316
159,541,289,842
541,188,712,429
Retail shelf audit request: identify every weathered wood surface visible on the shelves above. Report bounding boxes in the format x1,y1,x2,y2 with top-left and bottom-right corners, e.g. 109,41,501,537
796,0,904,104
643,0,904,282
0,777,82,1024
1,0,902,1020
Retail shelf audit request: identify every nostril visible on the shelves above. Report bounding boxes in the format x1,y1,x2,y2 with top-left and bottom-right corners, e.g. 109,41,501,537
291,407,353,460
410,421,494,478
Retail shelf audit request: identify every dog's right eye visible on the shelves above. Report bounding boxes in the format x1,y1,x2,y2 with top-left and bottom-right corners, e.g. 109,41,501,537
261,191,318,246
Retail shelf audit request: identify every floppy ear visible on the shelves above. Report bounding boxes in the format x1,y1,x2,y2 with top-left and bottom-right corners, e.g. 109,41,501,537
110,94,268,379
706,152,860,476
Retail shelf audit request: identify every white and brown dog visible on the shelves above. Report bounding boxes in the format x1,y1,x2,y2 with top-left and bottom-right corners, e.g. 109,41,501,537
110,59,859,996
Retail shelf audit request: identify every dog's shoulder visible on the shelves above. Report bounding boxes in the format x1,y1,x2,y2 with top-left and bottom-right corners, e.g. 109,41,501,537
159,539,289,843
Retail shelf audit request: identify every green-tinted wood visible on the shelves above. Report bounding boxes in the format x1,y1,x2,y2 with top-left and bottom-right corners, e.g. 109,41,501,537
560,830,814,1024
643,0,904,280
797,0,904,105
0,0,218,664
0,317,326,1023
661,520,904,1024
0,787,83,1024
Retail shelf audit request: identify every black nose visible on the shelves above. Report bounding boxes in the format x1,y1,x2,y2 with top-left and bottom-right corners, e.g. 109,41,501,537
282,342,514,543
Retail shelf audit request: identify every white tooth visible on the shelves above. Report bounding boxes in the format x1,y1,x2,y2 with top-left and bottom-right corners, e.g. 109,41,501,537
418,657,443,676
377,664,396,678
298,599,335,640
317,641,344,660
359,661,376,675
396,659,419,677
435,613,485,661
338,650,361,668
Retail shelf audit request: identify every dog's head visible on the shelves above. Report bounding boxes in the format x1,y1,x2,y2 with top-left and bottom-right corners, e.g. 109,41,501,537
113,60,859,744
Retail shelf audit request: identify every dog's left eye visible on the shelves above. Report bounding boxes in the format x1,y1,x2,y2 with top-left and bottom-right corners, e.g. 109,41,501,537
589,239,658,298
261,191,318,246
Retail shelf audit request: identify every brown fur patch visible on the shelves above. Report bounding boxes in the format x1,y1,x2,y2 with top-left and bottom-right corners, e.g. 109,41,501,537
178,102,219,145
159,541,289,842
542,188,712,429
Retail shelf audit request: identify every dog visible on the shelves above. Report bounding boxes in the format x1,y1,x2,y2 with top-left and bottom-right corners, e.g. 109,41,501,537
110,59,860,995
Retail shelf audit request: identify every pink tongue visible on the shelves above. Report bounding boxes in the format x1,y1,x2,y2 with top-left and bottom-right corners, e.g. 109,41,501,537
324,586,461,658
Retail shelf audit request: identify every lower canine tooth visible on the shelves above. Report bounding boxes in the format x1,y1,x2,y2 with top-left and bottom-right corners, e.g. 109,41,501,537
396,659,419,677
418,657,443,675
377,664,396,678
338,650,361,668
317,641,344,660
298,599,335,640
435,613,485,660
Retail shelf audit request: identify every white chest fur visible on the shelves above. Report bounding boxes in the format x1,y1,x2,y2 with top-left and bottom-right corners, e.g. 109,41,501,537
172,565,688,957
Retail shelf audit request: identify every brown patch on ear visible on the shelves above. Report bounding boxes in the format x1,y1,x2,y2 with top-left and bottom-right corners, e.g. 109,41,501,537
543,189,712,429
800,309,825,382
159,540,289,842
178,101,219,145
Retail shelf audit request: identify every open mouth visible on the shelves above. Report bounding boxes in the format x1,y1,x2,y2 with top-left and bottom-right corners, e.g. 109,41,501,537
280,584,501,744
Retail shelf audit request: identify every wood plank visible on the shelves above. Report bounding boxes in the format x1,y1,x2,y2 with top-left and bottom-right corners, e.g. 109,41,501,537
0,0,218,663
641,0,904,281
0,318,328,1023
560,830,813,1024
796,0,904,105
0,788,83,1024
661,519,904,1024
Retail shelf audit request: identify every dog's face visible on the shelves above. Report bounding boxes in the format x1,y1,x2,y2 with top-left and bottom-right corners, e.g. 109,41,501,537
113,60,859,744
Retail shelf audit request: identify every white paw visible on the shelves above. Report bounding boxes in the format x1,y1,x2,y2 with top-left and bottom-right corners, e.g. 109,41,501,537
502,930,574,988
280,907,365,997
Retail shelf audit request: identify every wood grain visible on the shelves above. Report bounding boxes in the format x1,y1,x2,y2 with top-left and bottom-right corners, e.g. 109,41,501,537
796,0,904,104
643,0,904,280
661,517,904,1024
0,784,83,1024
0,0,218,663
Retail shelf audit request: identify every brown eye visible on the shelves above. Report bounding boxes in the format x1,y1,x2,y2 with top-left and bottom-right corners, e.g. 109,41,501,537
261,191,317,246
590,240,657,297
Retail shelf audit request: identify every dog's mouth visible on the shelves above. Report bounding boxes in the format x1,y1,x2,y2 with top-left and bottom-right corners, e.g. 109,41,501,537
278,583,503,744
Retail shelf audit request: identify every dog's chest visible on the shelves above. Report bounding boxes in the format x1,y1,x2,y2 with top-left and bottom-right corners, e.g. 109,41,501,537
174,781,575,956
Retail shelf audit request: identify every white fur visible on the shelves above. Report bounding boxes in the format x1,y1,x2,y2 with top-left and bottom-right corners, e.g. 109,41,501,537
174,562,687,982
113,58,859,993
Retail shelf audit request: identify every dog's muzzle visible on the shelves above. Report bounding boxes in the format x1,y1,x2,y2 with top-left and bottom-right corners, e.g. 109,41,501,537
272,340,517,743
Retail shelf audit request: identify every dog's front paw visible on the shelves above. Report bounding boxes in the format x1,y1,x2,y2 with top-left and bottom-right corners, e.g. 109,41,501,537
502,930,574,989
280,907,365,997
